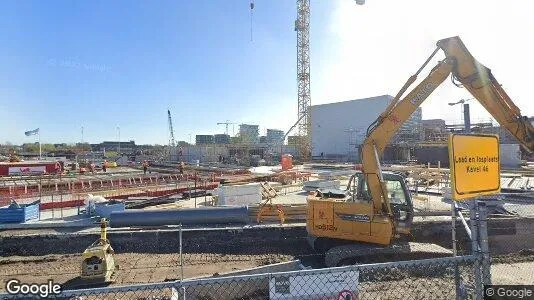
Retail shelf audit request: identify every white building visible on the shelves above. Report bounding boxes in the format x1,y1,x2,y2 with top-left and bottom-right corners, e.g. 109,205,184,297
311,95,422,160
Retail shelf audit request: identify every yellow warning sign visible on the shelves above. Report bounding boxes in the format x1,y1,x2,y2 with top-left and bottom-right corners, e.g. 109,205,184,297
448,134,500,201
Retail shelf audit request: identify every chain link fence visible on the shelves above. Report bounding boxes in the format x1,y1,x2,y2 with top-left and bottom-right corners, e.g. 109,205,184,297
485,198,534,287
1,255,480,300
2,194,533,299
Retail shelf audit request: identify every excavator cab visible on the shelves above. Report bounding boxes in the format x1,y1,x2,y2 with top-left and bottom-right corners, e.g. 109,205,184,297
355,172,414,235
307,171,414,250
346,172,414,234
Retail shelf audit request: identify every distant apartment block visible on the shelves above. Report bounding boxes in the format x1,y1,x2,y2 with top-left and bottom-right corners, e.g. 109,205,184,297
239,124,259,143
214,134,231,144
196,135,214,144
91,141,136,153
266,129,285,144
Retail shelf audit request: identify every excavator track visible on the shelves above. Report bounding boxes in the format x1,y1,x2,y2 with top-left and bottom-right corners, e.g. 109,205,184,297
324,241,452,268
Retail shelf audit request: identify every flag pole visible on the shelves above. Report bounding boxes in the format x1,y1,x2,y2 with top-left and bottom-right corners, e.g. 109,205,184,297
38,130,42,160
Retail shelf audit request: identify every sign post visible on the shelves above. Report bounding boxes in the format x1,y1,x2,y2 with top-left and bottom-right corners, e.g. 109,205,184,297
449,133,499,298
448,134,500,201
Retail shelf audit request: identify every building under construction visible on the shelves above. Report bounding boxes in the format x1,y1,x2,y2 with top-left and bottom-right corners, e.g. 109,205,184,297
310,95,423,162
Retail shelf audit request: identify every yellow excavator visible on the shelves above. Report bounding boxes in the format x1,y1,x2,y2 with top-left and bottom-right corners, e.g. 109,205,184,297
307,36,534,267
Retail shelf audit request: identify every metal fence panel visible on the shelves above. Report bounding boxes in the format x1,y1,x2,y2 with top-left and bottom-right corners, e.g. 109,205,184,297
0,255,479,300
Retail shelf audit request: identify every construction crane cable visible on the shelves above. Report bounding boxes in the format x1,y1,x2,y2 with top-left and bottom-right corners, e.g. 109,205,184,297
250,0,254,42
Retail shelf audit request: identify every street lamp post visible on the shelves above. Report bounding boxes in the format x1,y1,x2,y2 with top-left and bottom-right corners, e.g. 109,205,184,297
116,126,121,156
448,98,474,134
463,103,471,134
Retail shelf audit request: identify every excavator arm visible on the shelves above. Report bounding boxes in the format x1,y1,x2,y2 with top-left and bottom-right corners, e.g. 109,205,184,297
362,36,534,216
437,37,534,150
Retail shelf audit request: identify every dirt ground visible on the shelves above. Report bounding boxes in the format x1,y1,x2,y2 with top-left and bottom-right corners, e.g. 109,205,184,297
0,252,294,292
1,252,534,299
491,261,534,284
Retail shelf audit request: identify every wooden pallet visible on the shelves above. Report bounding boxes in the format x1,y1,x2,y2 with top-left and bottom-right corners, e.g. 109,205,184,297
249,203,307,224
256,215,306,222
248,204,306,215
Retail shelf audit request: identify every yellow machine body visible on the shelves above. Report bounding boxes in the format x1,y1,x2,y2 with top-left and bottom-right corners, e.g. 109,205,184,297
307,36,534,251
80,218,116,283
307,198,393,245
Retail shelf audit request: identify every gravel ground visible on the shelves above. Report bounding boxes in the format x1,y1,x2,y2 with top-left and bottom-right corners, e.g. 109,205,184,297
491,261,534,284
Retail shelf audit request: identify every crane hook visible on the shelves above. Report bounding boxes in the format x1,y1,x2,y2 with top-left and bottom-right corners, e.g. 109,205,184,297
249,0,255,42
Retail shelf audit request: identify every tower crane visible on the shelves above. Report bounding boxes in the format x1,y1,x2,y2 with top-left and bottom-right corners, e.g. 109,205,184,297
217,120,236,136
167,109,176,147
252,0,365,161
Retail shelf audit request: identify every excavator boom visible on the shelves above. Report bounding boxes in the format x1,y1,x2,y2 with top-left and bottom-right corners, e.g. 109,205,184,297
437,37,534,151
362,36,534,217
362,58,454,213
306,36,534,266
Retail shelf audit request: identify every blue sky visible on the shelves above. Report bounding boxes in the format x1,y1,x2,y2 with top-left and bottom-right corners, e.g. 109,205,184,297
2,0,533,145
0,0,335,145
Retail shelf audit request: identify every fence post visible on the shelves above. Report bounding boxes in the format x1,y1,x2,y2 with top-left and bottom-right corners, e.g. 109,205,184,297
477,201,491,285
39,176,42,202
179,223,183,281
60,174,63,219
51,192,55,219
470,200,483,300
268,272,272,297
451,200,461,300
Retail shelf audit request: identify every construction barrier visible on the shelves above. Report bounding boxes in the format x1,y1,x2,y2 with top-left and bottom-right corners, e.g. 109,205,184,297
0,173,218,210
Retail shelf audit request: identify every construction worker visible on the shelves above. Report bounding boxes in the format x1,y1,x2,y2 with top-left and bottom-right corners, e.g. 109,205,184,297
102,160,107,173
179,161,184,174
142,160,148,175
